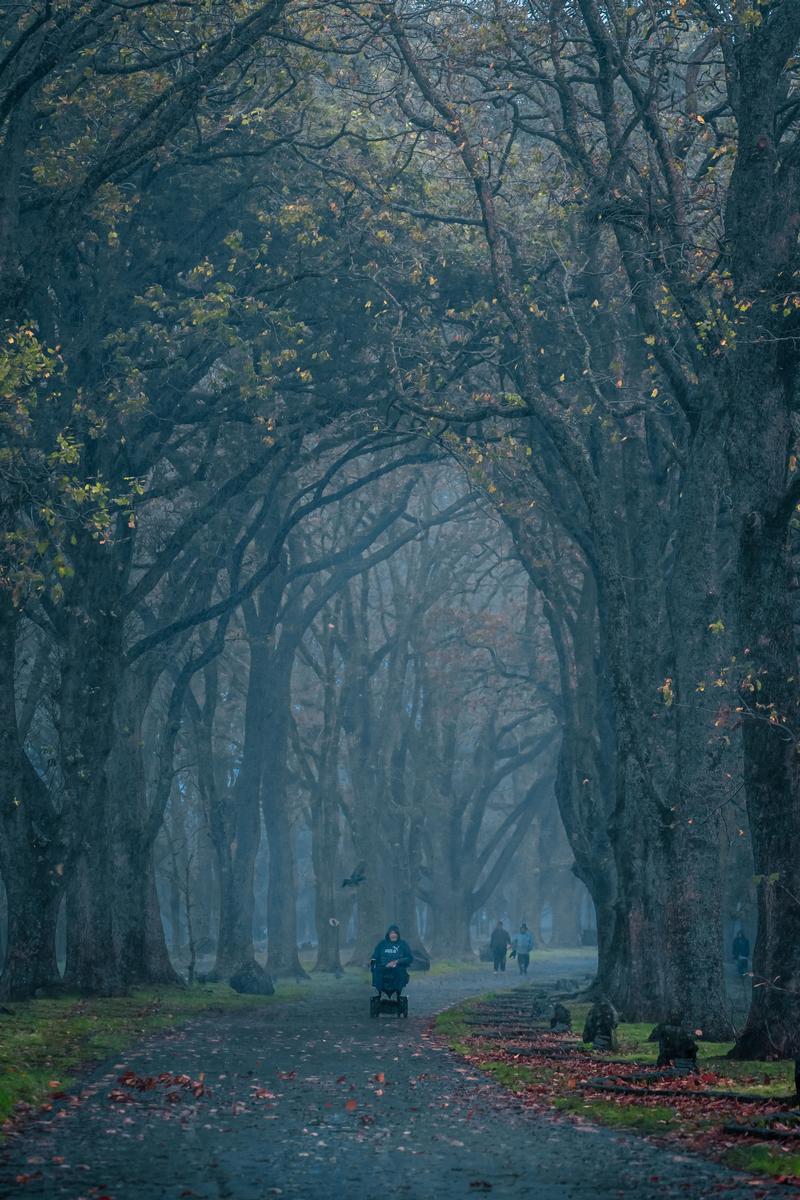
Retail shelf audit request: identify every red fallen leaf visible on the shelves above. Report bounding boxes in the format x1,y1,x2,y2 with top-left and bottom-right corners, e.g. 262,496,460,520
336,1076,347,1084
251,1088,276,1100
360,1114,375,1126
108,1090,133,1104
375,1072,385,1084
165,1091,181,1104
345,1098,358,1112
278,1070,296,1081
48,1080,61,1088
14,1173,43,1185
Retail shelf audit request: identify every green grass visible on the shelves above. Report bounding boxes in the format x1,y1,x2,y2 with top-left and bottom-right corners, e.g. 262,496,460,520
701,1056,796,1097
534,947,598,961
579,1012,795,1096
438,987,799,1161
554,1095,679,1132
0,982,300,1128
435,993,502,1057
724,1144,800,1179
427,958,485,976
483,1061,555,1090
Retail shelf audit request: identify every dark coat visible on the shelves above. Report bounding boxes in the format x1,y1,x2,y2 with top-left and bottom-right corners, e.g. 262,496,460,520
732,931,750,959
490,926,511,953
370,925,412,992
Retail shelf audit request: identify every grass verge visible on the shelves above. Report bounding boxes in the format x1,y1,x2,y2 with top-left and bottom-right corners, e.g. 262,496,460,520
724,1144,800,1181
427,959,485,977
0,982,301,1129
435,992,799,1182
553,1094,679,1133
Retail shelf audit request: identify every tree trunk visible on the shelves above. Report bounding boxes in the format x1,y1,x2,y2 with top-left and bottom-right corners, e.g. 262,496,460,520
731,473,800,1057
546,869,582,948
722,39,800,1057
428,886,474,961
0,860,61,999
0,597,63,998
262,652,307,979
590,875,618,998
192,830,216,949
207,606,276,983
606,770,669,1021
385,810,428,962
663,424,733,1038
347,818,389,965
311,807,343,975
108,669,181,987
395,886,428,965
64,849,123,995
209,799,262,979
263,788,307,978
58,572,125,995
142,859,180,982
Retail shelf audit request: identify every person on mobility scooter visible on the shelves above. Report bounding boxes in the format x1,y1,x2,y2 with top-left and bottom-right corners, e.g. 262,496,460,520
369,924,412,1017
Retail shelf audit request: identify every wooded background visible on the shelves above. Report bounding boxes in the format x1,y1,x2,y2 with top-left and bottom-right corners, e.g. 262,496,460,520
1,0,798,1062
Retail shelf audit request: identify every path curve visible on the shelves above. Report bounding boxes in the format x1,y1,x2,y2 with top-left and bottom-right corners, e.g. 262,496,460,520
0,968,768,1199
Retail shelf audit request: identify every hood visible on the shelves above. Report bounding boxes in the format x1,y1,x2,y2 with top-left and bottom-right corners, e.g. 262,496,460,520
385,924,401,939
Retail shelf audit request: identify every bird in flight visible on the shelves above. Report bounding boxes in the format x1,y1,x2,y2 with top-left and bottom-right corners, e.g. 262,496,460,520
341,862,366,888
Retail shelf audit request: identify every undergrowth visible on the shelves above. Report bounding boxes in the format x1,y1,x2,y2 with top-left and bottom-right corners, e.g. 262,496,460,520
0,983,300,1129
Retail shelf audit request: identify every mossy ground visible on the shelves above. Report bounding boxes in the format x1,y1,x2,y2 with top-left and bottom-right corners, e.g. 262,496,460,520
0,982,303,1129
436,992,799,1181
561,1003,794,1095
723,1143,800,1180
553,1095,679,1132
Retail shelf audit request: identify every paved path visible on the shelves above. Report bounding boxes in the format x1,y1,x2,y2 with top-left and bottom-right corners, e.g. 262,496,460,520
0,965,768,1200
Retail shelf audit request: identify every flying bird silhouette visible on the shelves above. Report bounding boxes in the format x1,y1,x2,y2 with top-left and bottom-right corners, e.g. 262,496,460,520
341,862,366,889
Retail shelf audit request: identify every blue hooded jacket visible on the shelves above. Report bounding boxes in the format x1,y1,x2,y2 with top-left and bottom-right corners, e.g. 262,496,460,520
370,924,412,991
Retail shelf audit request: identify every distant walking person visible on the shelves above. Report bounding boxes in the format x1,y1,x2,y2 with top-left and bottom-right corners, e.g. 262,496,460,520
511,923,534,975
732,929,750,977
490,921,511,972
